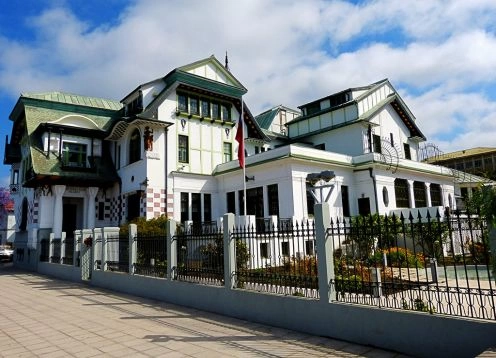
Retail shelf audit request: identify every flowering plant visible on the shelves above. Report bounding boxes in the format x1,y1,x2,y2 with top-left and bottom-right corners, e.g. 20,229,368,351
83,236,93,247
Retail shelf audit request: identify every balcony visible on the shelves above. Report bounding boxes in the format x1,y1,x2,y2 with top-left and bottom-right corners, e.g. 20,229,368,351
4,142,21,164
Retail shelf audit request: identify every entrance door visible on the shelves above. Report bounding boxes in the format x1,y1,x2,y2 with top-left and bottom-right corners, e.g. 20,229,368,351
62,204,77,238
62,198,83,265
358,197,371,216
127,193,140,221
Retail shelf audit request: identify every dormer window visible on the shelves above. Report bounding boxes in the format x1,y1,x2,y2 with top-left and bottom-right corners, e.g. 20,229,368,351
62,142,87,168
126,92,143,116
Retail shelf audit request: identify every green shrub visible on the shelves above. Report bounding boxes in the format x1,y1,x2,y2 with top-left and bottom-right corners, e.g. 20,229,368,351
369,247,424,268
119,215,169,236
334,274,363,292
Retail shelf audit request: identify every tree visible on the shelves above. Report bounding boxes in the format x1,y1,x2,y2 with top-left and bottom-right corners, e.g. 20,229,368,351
464,185,496,276
0,187,13,209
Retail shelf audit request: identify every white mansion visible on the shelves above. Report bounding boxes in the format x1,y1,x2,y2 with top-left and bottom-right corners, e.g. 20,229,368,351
4,55,463,244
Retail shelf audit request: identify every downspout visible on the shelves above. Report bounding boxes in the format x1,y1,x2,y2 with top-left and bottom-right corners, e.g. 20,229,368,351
369,168,379,214
164,127,168,218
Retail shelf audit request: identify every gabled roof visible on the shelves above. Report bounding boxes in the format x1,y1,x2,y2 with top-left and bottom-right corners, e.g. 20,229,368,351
177,55,247,91
121,55,247,103
286,79,425,140
255,105,300,130
7,92,121,146
357,93,425,140
116,55,267,141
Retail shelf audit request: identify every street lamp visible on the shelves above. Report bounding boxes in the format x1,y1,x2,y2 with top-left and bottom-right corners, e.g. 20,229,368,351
306,170,336,203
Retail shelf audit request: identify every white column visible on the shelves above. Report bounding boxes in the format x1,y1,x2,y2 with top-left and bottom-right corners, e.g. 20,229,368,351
86,187,99,229
52,185,66,239
425,183,432,207
407,180,415,209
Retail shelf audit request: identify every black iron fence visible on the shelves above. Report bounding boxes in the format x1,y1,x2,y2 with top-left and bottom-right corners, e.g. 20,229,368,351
62,237,74,265
233,220,318,298
329,210,496,320
174,225,224,286
134,233,167,277
105,234,129,273
50,238,61,263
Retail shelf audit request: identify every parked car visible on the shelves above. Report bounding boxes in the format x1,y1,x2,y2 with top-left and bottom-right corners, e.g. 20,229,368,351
0,245,14,262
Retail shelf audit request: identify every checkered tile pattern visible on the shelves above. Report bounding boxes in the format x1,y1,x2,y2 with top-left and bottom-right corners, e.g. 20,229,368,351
109,196,121,224
95,198,112,221
144,188,167,218
167,191,174,218
32,199,39,224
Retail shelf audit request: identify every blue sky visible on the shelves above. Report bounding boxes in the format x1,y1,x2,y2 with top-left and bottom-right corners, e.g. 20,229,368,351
1,0,496,186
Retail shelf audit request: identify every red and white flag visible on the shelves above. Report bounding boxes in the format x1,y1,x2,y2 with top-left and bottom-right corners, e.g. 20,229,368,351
235,112,245,169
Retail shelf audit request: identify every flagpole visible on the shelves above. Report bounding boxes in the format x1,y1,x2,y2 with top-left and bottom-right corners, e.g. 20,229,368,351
241,99,247,217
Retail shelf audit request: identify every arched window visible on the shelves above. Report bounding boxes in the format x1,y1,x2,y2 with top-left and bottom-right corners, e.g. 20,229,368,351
19,197,28,231
129,129,141,164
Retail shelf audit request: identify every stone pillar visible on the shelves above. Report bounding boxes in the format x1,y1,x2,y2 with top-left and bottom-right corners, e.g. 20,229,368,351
60,231,66,264
49,233,55,263
129,224,137,275
93,227,103,270
86,187,99,230
166,220,177,280
315,203,334,302
407,180,415,209
425,183,432,207
52,185,66,239
103,227,120,271
223,213,236,289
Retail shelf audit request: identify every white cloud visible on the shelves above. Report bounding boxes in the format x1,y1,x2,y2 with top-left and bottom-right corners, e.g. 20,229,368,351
1,0,496,156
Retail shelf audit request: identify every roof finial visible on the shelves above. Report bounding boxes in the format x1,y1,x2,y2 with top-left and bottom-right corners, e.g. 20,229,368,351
225,51,230,71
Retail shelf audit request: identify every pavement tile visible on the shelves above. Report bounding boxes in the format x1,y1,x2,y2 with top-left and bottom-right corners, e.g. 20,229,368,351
0,266,409,358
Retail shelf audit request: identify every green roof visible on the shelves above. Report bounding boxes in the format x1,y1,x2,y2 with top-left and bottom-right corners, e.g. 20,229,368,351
23,106,116,135
22,92,122,111
255,107,279,130
26,145,119,187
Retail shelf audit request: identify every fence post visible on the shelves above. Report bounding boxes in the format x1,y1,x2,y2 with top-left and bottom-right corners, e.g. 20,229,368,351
223,213,235,289
101,228,108,271
93,228,103,270
60,232,66,264
128,224,137,275
167,220,177,280
49,233,55,263
73,230,79,266
315,203,334,303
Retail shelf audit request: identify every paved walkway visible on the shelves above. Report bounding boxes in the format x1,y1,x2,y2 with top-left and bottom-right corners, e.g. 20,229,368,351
0,266,408,357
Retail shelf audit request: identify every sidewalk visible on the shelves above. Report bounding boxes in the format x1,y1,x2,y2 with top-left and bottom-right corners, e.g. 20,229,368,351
0,266,408,357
